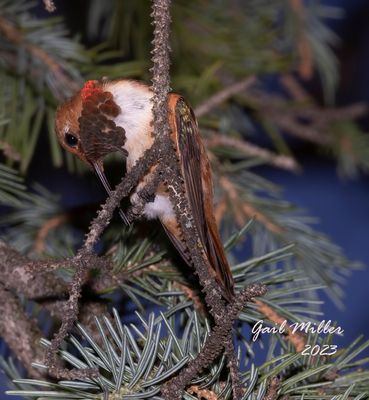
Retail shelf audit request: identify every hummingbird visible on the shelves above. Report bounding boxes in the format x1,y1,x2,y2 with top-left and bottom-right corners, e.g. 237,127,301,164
55,79,234,301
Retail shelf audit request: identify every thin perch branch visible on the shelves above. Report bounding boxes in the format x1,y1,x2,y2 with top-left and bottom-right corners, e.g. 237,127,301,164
149,3,256,399
219,176,283,234
44,141,160,378
195,76,257,117
34,214,68,254
150,0,172,142
205,132,300,172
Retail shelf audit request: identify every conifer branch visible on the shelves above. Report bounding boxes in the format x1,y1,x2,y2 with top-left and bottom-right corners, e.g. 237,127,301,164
288,0,313,80
147,2,268,398
0,16,78,100
43,140,161,378
194,76,257,117
0,241,69,300
218,175,283,234
243,80,368,147
0,283,44,379
263,376,281,400
150,0,172,142
162,284,267,400
187,386,219,400
0,240,117,375
205,133,300,172
45,257,99,380
34,214,68,254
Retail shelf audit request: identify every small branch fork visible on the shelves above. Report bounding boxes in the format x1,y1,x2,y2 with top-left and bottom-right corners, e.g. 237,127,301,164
0,240,117,377
44,141,162,379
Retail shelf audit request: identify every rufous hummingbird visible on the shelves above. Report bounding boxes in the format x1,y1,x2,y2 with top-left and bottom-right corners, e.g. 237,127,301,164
55,79,234,301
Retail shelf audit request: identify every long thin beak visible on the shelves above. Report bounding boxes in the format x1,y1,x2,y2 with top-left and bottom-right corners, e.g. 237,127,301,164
93,162,130,226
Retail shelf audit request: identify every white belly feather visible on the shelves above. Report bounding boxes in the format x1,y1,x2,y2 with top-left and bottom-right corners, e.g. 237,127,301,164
143,194,174,220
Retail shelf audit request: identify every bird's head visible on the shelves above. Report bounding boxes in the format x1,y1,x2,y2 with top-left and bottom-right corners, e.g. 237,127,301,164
55,79,128,166
55,80,131,221
55,85,86,163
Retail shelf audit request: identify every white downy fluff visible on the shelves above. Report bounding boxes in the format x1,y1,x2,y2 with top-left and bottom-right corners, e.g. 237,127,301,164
143,194,174,220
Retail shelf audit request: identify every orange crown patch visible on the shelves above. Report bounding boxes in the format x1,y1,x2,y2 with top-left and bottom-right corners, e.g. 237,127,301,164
81,80,101,101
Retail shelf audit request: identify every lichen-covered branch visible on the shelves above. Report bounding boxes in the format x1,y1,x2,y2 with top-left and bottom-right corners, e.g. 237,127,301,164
0,240,120,376
148,2,269,398
44,142,160,378
161,284,267,400
0,240,68,300
150,0,172,142
0,283,44,378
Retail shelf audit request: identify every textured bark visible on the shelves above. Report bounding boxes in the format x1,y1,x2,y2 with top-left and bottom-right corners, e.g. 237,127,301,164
0,284,44,378
0,240,68,300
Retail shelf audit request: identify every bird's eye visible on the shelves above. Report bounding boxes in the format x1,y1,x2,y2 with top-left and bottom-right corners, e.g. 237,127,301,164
65,133,78,147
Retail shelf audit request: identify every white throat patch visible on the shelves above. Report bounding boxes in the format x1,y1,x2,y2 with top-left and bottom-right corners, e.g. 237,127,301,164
105,81,154,168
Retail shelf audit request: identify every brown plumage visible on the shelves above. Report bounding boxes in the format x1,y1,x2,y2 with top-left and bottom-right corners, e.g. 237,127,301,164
55,79,234,301
164,94,234,300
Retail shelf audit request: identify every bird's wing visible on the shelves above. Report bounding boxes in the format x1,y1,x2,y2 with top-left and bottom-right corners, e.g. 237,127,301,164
167,94,234,301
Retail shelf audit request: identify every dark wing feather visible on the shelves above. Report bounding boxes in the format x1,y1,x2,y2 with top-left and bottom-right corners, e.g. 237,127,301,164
161,222,192,265
170,95,234,301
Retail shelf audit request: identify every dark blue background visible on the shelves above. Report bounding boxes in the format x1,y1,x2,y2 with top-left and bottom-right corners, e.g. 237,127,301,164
260,157,369,349
2,0,369,396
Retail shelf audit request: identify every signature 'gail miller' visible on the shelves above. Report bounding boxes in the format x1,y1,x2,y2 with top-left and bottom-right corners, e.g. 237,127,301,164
251,319,344,342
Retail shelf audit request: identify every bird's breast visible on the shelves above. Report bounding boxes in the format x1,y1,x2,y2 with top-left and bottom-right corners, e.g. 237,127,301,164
107,80,154,169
